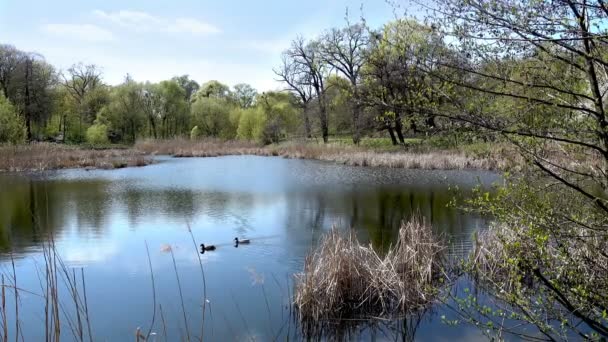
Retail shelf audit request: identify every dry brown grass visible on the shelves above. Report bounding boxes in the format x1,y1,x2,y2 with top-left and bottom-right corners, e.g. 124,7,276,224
293,218,446,328
0,143,151,172
135,138,500,170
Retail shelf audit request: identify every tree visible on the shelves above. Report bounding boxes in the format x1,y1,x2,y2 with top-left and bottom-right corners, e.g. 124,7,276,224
325,75,354,134
62,63,103,140
275,53,315,138
172,74,200,101
256,91,299,144
190,96,234,138
0,44,25,99
106,75,144,143
231,83,257,108
198,80,231,99
419,0,608,338
321,20,370,144
362,20,444,145
282,37,330,143
0,93,24,143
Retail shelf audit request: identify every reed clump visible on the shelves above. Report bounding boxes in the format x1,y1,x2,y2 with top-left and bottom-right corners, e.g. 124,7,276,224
0,143,152,172
293,218,446,326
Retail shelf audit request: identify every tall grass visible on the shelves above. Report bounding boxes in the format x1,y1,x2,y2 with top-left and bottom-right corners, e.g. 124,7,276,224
293,218,447,335
136,138,501,170
0,143,151,172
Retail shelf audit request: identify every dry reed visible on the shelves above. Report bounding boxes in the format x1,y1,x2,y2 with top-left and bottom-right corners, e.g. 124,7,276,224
293,218,446,329
0,143,151,172
135,138,500,170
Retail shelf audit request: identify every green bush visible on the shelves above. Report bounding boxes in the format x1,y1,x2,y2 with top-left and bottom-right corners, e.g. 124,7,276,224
190,125,202,140
86,124,109,144
0,94,25,143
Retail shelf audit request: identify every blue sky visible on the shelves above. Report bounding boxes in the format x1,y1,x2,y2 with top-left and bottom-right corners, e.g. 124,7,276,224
0,0,399,91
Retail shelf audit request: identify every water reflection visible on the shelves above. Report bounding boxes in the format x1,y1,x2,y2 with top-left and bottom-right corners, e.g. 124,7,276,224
1,178,485,258
0,156,498,340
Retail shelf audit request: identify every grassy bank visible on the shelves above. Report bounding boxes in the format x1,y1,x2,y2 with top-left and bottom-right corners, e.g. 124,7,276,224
0,143,151,172
0,138,514,172
136,138,509,171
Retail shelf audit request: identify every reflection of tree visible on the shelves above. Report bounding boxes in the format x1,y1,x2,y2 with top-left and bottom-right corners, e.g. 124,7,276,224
284,185,488,256
0,173,273,257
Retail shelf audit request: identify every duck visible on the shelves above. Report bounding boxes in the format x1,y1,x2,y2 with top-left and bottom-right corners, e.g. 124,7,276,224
200,244,216,252
234,237,250,245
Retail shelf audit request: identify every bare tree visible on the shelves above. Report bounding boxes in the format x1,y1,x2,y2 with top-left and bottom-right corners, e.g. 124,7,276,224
321,19,370,144
282,37,331,143
62,63,102,138
274,54,315,138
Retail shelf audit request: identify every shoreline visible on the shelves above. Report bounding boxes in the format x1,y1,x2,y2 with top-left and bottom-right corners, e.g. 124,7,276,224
0,139,508,172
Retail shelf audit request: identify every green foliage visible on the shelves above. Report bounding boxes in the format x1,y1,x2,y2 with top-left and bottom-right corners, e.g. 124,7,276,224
85,123,109,144
196,80,231,99
190,125,201,140
236,107,265,141
190,96,235,138
0,94,25,143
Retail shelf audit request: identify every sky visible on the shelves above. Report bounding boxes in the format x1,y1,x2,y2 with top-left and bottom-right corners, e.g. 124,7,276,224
0,0,402,91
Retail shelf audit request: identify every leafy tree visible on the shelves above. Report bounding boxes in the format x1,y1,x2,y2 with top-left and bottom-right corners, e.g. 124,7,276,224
0,93,24,143
190,96,235,138
236,107,264,140
362,19,444,144
105,75,144,143
172,74,200,101
197,80,231,99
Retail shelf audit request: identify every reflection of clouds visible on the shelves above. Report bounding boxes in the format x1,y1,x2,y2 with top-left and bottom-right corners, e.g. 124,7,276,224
246,267,264,285
61,240,120,267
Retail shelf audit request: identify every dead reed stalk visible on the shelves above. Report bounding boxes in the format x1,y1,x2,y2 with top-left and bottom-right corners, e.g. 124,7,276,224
293,218,446,329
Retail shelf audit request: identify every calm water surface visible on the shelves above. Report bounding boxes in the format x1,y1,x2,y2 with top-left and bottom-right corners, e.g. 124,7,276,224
0,156,499,341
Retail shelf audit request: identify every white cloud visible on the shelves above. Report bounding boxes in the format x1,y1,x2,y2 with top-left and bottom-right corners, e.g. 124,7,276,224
94,10,220,35
42,24,114,42
170,18,220,35
245,38,291,54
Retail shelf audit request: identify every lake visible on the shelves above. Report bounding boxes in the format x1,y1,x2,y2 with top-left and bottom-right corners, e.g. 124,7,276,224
0,155,499,341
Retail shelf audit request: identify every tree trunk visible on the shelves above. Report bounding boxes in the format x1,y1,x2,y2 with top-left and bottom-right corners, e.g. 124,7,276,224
351,86,361,145
387,125,398,145
302,107,312,138
394,119,405,144
24,58,32,142
317,96,329,143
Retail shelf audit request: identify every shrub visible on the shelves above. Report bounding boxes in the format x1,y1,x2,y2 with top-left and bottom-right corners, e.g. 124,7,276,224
86,124,109,144
190,126,202,140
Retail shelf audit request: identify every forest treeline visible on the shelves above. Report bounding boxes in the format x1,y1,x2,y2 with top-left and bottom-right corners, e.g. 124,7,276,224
0,18,468,146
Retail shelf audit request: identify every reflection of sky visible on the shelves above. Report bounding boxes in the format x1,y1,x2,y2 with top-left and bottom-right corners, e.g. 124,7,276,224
0,156,501,341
